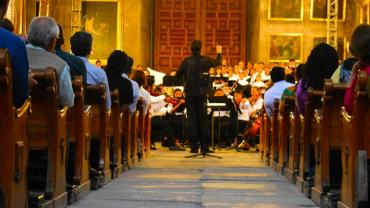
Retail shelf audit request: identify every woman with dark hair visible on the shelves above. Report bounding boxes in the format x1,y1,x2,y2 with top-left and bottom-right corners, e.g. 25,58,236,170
106,50,138,110
344,24,370,114
296,43,339,114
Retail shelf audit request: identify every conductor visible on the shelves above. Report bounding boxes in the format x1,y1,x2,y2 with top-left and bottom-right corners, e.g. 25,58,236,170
176,40,222,153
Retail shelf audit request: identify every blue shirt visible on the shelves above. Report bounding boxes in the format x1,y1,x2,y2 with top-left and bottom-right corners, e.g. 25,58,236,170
121,73,139,114
78,57,111,110
0,28,29,108
264,80,294,117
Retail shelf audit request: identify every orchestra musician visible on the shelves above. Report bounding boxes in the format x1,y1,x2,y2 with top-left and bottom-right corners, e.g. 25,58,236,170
166,89,186,146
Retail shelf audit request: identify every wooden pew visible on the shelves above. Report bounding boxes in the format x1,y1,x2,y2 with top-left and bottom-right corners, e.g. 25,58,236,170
85,85,111,189
138,100,146,160
0,49,31,208
259,109,266,161
122,108,132,169
338,71,370,208
66,76,91,203
144,107,152,158
109,90,123,178
285,100,301,184
262,113,271,166
131,101,142,164
27,68,68,208
311,80,347,206
276,96,295,175
296,89,323,196
270,100,279,170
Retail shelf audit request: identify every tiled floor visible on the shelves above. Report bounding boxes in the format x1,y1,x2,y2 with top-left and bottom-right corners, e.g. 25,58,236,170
69,147,318,208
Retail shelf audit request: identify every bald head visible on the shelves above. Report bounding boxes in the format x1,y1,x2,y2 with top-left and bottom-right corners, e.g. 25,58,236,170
28,16,59,51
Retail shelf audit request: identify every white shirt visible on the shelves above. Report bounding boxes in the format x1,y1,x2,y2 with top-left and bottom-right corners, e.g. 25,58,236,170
139,87,151,116
121,73,139,114
238,100,251,121
150,95,167,117
264,80,294,117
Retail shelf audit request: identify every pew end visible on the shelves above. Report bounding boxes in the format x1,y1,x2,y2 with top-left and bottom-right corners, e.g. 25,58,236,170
338,71,370,208
86,84,111,189
27,68,68,208
66,76,91,203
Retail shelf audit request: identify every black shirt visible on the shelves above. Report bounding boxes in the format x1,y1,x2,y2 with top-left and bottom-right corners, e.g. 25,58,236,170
107,73,133,105
176,53,221,96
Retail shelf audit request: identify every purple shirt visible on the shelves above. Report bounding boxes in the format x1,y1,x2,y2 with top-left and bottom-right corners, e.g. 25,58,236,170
296,79,307,115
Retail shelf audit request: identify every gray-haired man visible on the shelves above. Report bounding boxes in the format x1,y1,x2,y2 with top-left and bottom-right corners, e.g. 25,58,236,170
26,16,74,107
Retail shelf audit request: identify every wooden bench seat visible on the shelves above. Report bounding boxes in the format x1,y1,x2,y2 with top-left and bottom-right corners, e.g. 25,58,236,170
66,76,91,203
277,96,295,175
27,68,68,208
285,101,301,184
311,80,347,206
144,107,152,158
0,49,31,208
109,90,123,178
85,85,111,189
338,71,370,208
122,108,132,169
296,89,323,196
270,100,280,170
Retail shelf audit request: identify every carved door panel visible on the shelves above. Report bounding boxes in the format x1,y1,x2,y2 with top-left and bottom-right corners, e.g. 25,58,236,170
201,0,246,67
154,0,246,74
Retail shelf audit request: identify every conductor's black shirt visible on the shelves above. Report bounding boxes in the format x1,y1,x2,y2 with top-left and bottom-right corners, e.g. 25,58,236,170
176,53,221,96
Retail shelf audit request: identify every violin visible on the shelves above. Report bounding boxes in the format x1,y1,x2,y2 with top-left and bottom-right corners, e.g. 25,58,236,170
167,97,185,106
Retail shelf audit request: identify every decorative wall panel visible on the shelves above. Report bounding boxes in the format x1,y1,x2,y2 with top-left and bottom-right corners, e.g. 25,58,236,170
155,0,247,73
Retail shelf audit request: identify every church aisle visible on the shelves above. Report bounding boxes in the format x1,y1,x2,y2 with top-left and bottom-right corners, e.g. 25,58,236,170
69,147,317,208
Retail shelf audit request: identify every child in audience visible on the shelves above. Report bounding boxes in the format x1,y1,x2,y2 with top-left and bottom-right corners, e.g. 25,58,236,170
344,24,370,114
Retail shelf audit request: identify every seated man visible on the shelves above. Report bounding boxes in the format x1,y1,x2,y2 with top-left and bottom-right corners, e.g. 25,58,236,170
0,27,28,108
70,31,111,110
26,16,74,107
55,24,87,93
125,57,139,114
131,70,150,116
264,66,294,117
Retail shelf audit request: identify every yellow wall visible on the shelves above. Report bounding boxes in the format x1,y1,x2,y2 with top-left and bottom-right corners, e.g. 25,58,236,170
122,0,153,69
247,0,361,63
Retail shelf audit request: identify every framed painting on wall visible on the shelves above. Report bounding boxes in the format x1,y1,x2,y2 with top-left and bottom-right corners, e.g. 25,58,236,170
313,37,345,60
269,34,303,62
81,0,118,61
310,0,346,21
268,0,303,21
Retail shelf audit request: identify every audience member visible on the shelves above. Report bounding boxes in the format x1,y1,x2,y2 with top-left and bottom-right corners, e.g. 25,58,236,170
55,24,87,93
70,31,111,110
344,24,370,114
132,70,150,115
105,50,135,111
0,27,29,108
296,43,338,114
126,56,140,113
26,16,74,107
264,66,294,117
0,18,14,32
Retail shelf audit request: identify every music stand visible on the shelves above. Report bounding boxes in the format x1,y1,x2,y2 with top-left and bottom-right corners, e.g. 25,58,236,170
207,96,235,150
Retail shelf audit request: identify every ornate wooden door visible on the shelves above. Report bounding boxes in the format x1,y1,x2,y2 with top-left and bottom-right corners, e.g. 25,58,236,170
154,0,246,74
